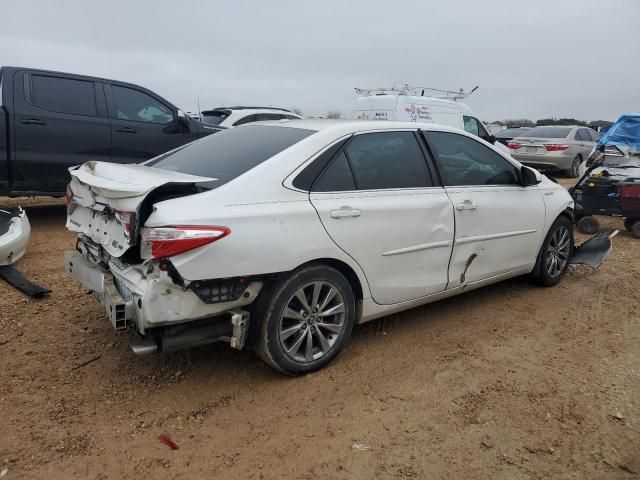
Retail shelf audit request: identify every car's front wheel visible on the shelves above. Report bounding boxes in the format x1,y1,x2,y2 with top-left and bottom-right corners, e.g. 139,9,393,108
531,216,574,286
256,264,355,375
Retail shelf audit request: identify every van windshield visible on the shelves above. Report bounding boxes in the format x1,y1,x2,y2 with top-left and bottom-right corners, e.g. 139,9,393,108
147,125,315,187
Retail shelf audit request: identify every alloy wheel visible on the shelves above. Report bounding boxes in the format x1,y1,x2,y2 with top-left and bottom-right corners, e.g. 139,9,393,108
545,225,571,278
278,281,346,363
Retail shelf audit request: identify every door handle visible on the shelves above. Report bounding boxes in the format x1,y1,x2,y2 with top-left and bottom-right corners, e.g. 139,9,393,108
330,207,361,219
456,201,477,211
115,127,137,133
20,118,46,126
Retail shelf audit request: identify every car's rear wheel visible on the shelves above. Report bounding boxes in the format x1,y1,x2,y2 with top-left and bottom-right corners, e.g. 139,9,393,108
630,220,640,239
256,264,355,375
566,155,581,178
531,216,574,286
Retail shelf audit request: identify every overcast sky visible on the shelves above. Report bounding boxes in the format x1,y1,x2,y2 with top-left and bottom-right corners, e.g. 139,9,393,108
2,0,638,122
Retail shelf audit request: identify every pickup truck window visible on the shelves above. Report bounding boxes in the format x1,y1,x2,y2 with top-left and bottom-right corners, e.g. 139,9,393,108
31,75,97,116
111,85,174,124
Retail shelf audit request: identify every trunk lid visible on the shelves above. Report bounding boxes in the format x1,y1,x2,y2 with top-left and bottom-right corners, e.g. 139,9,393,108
66,161,215,258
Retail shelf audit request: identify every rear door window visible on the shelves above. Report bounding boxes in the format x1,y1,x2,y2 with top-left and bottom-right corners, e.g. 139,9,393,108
311,131,433,192
30,75,97,116
111,85,174,124
148,125,315,187
587,129,602,142
424,131,520,186
575,129,590,141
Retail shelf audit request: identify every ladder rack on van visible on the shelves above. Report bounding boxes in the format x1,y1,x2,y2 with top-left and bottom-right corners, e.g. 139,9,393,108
354,84,478,101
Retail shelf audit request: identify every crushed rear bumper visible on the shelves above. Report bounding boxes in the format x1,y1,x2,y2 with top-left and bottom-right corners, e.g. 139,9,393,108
64,250,263,334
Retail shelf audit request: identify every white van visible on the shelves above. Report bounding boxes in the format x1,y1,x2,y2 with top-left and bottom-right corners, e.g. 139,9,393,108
352,91,511,154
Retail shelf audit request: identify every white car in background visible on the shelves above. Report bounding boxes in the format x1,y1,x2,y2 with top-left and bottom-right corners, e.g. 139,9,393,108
352,89,512,155
64,120,575,375
199,106,302,127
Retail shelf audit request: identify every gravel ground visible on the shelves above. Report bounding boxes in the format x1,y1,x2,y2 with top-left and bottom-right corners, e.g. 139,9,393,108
1,189,638,479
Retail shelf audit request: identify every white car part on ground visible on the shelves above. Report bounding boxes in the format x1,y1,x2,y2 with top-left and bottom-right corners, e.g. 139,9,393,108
0,208,30,266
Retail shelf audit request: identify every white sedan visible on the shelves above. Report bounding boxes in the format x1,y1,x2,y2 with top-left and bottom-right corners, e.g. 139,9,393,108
65,120,575,374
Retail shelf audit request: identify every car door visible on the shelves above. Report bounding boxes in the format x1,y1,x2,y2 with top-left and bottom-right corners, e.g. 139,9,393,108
12,70,111,193
422,130,546,288
309,130,454,305
575,128,593,159
105,83,192,163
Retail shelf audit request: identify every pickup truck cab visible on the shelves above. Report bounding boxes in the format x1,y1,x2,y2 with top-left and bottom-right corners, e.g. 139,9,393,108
0,66,220,197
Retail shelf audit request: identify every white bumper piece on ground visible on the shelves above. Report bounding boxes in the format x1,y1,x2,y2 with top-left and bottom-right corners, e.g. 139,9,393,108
64,250,263,334
0,208,31,266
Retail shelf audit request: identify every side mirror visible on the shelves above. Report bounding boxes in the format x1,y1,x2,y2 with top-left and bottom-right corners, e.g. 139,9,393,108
488,134,496,144
521,166,542,186
176,110,190,130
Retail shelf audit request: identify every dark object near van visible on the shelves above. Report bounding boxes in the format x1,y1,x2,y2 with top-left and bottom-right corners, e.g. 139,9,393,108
0,66,222,197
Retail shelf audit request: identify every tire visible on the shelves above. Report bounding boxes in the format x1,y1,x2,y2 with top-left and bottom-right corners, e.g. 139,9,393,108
531,216,574,287
624,219,636,233
565,155,581,178
577,215,599,235
631,221,640,239
255,264,355,375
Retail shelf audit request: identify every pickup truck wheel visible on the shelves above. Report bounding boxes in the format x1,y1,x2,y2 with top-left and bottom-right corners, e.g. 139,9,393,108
531,216,574,286
631,220,640,239
256,264,355,375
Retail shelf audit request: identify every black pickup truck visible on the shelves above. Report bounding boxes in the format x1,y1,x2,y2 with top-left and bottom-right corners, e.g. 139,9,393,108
0,66,221,197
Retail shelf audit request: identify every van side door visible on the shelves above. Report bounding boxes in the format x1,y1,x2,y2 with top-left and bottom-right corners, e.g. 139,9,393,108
105,83,193,163
12,70,111,194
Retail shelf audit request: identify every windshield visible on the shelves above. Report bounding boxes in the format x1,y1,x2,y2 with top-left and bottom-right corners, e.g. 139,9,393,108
519,126,572,139
148,125,315,187
200,111,229,125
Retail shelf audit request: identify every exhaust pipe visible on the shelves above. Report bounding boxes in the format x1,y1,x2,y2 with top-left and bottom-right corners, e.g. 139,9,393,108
129,317,233,357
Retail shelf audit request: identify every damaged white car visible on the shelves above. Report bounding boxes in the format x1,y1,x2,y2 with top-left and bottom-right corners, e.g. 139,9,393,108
65,120,577,374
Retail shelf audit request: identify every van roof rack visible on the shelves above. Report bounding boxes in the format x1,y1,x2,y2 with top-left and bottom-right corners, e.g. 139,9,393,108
205,106,293,113
354,84,479,101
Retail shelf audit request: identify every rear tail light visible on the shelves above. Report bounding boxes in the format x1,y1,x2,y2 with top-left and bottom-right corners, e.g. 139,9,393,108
507,142,521,150
604,145,624,157
65,184,74,211
140,225,230,259
115,210,137,242
543,144,570,151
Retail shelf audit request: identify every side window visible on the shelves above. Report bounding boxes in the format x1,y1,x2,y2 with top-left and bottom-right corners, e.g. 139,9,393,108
424,131,520,186
254,113,285,121
312,152,356,192
233,114,257,126
345,132,433,190
575,129,589,141
111,85,174,124
30,75,97,116
588,129,602,142
463,115,480,136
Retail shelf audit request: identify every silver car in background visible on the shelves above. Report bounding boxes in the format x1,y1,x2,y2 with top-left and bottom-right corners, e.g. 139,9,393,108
508,126,602,177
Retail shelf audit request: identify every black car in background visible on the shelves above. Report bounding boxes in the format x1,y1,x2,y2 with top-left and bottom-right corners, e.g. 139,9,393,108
494,127,532,146
0,66,222,197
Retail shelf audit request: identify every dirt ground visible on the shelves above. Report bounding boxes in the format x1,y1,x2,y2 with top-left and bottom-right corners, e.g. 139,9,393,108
1,188,639,480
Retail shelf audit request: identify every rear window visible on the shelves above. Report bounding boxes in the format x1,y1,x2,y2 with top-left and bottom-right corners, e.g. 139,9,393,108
519,126,572,139
200,110,229,125
148,125,314,187
495,128,531,138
